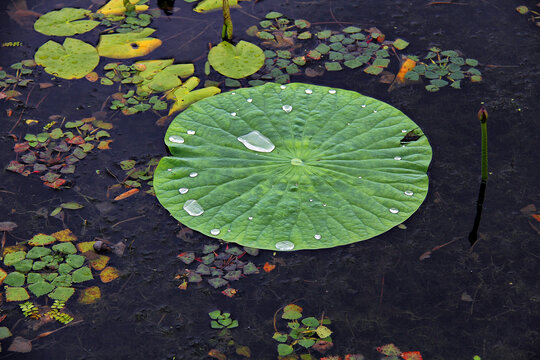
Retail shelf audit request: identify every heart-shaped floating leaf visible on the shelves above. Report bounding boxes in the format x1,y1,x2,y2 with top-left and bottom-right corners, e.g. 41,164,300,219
97,28,162,59
154,83,432,251
34,8,99,36
208,41,264,79
34,38,99,79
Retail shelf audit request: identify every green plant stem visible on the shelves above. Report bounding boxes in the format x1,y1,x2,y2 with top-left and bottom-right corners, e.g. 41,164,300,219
481,120,488,181
222,0,233,42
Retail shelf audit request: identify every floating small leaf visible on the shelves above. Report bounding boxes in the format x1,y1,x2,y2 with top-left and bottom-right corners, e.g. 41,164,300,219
208,41,264,79
34,8,99,36
35,38,99,79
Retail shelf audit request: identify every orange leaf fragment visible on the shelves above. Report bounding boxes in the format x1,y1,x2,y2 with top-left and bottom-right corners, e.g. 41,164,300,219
178,280,188,290
100,266,120,283
114,188,139,201
0,267,7,285
208,349,227,360
51,228,77,242
85,72,99,82
66,135,85,145
44,178,66,189
78,286,101,304
39,82,54,89
531,214,540,222
401,351,423,360
263,262,276,272
396,58,417,83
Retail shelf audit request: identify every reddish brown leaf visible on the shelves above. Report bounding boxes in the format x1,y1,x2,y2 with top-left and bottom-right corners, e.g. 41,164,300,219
208,349,227,360
401,351,423,360
44,178,66,189
8,336,32,353
263,262,276,272
221,288,237,297
312,340,333,354
66,136,85,145
14,142,30,152
113,188,139,201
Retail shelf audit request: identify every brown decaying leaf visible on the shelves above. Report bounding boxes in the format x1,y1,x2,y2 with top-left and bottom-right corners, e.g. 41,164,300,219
39,83,54,89
8,336,32,353
208,349,227,360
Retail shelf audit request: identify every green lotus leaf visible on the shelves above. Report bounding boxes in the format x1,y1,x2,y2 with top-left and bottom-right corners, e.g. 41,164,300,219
5,287,30,302
97,28,162,59
208,41,265,79
34,8,99,36
48,286,75,301
28,281,55,297
154,83,432,251
34,38,99,79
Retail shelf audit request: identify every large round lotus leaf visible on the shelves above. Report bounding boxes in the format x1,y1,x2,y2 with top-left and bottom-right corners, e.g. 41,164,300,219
97,28,162,59
34,8,99,36
154,83,432,251
34,38,99,79
208,41,264,79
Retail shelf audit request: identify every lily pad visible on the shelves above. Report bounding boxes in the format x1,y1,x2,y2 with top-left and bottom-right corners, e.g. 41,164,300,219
48,286,75,301
34,38,99,79
154,83,432,251
72,266,94,283
78,285,101,304
4,272,25,287
6,287,29,302
97,28,162,59
26,246,52,259
28,281,55,297
4,251,27,266
208,41,265,79
34,8,99,36
52,242,77,254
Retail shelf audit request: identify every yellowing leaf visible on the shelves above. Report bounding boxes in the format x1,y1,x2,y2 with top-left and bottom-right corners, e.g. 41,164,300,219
194,0,240,13
78,286,101,304
97,0,149,16
89,255,110,271
169,87,221,115
97,28,162,59
315,325,332,338
77,241,95,253
100,266,120,283
51,228,77,242
0,268,7,285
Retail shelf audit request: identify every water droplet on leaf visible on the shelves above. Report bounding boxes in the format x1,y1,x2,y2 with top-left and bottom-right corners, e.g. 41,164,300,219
187,130,196,135
179,188,189,194
305,89,313,94
314,234,321,240
394,156,402,160
282,105,292,113
328,89,336,94
210,229,220,235
389,208,399,214
183,200,204,216
275,241,294,251
189,172,198,177
237,130,275,153
404,190,414,196
169,135,184,144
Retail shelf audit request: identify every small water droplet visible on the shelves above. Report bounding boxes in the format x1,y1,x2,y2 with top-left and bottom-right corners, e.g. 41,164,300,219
231,112,237,116
280,85,286,89
237,130,275,152
275,241,294,251
358,176,362,178
231,92,236,95
347,123,350,125
309,199,313,202
402,129,408,133
189,172,198,177
305,89,313,94
248,216,253,220
183,199,204,216
282,104,292,113
169,135,184,144
314,234,321,240
404,190,414,196
323,204,327,207
373,110,378,113
210,228,220,235
389,208,399,214
328,89,336,94
361,104,366,108
179,188,189,194
187,130,196,135
290,158,303,166
167,168,172,172
246,98,253,103
227,229,231,232
394,156,402,161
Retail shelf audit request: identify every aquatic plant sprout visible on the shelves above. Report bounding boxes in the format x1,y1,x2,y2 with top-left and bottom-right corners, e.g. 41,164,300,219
154,83,432,251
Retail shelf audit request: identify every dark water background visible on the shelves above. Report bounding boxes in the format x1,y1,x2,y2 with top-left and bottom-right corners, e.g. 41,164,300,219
0,0,539,359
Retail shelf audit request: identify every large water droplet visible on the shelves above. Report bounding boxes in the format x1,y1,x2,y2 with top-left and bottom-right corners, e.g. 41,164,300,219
187,130,196,135
328,89,336,94
404,190,414,196
237,131,275,153
389,208,399,214
189,172,198,177
183,199,204,216
210,229,220,235
179,188,189,194
275,241,294,251
282,105,292,113
314,234,321,240
290,158,303,166
169,135,184,144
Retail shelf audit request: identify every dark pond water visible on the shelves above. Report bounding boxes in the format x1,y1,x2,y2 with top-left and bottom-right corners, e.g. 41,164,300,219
0,0,539,359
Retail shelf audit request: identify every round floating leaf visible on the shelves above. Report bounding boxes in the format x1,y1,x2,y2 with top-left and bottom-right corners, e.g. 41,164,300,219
66,254,85,268
78,285,101,304
208,41,265,79
97,28,162,59
28,281,55,297
154,83,432,251
34,8,99,36
6,287,30,302
277,344,294,356
34,38,99,79
26,246,51,259
48,286,75,301
100,266,119,283
52,242,77,254
13,260,33,273
4,251,27,265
